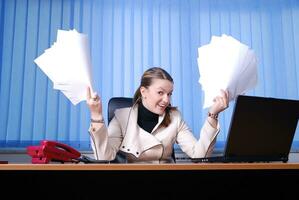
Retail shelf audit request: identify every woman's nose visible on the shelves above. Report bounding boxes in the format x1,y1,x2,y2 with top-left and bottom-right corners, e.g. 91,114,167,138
162,94,170,103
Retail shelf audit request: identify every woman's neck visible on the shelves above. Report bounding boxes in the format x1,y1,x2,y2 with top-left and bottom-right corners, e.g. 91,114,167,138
137,102,159,133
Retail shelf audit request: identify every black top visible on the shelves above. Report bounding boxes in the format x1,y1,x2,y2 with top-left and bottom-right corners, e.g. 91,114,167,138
137,103,159,133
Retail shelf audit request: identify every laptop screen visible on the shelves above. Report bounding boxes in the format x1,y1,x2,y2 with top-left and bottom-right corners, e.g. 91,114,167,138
223,95,299,162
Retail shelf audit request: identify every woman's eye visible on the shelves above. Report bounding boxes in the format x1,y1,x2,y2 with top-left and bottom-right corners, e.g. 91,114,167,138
158,91,163,95
168,93,172,97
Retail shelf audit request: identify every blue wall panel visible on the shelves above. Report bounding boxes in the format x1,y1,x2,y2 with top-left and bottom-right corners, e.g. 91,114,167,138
20,0,39,145
0,0,15,145
0,0,298,150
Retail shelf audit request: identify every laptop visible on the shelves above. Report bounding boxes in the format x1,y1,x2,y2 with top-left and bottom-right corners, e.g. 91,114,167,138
191,95,299,163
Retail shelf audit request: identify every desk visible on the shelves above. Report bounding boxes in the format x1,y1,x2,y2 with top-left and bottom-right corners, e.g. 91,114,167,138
1,162,299,170
1,163,299,199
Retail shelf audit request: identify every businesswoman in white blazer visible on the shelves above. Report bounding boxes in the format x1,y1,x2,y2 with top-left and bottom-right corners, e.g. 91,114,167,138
87,67,229,163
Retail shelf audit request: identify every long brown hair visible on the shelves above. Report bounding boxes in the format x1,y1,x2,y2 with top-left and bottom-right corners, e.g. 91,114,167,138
133,67,176,127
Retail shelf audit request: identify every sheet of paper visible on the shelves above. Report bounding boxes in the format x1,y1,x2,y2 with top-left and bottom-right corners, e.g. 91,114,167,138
34,29,94,105
197,34,258,108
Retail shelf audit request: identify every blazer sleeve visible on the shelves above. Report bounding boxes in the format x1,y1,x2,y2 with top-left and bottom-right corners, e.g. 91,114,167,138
175,113,220,158
88,116,124,161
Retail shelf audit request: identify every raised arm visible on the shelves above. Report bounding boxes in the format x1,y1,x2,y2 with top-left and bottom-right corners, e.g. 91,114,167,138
86,87,105,129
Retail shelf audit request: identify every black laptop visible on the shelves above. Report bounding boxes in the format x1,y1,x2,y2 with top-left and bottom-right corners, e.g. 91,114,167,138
191,95,299,163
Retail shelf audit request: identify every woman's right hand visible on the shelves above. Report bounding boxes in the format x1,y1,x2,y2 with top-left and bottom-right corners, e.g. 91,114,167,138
86,87,103,120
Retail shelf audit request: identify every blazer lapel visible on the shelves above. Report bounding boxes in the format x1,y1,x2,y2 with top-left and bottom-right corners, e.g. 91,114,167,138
151,113,165,134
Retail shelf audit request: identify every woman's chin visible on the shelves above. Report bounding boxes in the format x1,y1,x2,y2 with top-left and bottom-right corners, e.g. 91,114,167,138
155,108,166,115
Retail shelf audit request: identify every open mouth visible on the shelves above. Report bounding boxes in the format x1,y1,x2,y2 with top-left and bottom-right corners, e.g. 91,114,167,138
158,105,167,110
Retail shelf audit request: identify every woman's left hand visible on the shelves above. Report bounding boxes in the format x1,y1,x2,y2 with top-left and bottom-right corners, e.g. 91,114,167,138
209,89,229,115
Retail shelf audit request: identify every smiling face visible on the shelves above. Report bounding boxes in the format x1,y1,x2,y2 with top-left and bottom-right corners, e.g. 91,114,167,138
140,78,173,115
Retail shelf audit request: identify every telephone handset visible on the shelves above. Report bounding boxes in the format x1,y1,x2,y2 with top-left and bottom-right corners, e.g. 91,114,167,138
27,140,81,164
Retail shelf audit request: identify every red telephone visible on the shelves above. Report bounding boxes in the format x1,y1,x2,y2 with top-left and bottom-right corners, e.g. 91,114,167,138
27,140,81,164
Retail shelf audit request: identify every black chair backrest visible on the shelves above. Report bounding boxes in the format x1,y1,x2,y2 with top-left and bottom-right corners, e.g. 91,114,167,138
108,97,134,124
107,97,176,163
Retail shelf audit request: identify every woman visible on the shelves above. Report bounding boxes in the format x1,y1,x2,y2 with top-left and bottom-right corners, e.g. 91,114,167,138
87,67,229,163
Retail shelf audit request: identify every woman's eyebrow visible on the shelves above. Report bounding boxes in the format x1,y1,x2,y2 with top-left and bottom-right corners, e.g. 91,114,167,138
157,87,173,93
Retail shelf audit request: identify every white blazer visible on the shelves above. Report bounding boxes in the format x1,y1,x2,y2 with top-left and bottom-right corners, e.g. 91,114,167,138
89,104,220,163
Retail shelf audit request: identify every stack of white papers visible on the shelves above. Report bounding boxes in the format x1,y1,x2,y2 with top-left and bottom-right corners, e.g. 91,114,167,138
34,29,94,105
197,34,258,109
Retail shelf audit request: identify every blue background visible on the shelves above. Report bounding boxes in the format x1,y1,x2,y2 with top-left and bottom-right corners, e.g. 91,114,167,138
0,0,298,151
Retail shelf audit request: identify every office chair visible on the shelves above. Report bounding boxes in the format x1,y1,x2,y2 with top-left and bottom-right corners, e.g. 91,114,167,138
108,97,134,124
107,97,176,163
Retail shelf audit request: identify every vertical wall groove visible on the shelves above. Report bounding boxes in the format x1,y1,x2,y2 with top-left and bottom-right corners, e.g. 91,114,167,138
19,0,29,143
258,2,265,95
0,0,5,92
5,0,17,142
31,0,40,143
